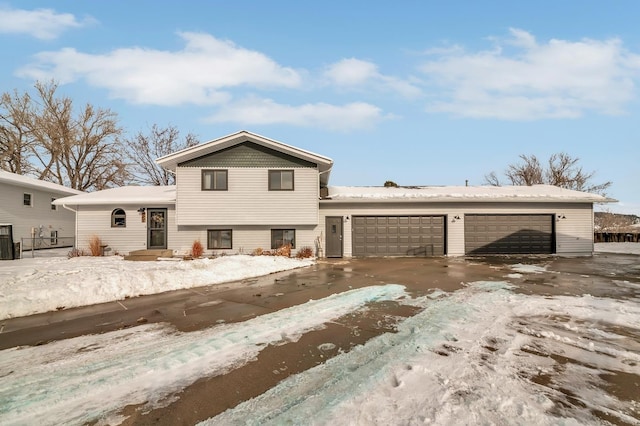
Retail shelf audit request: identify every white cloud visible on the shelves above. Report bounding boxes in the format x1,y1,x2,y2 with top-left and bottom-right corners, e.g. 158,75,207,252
0,5,92,40
18,32,303,106
325,58,422,98
207,97,387,131
420,28,640,120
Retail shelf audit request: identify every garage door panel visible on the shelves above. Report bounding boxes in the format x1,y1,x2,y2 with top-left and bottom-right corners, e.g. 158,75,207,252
353,215,445,257
465,214,553,255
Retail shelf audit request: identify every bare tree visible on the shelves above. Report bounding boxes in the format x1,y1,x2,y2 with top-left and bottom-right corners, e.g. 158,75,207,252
595,209,635,232
0,81,126,191
0,90,35,174
125,124,198,185
484,152,611,195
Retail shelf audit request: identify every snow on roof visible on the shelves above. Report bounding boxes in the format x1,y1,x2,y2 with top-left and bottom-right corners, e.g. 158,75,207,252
0,170,83,196
53,185,176,206
323,185,615,203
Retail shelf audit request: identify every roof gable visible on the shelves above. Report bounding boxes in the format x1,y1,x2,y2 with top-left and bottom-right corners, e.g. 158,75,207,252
156,130,333,186
179,141,317,168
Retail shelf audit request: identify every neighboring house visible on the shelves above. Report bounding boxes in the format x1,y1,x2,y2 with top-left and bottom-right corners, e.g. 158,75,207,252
53,131,615,258
0,170,83,259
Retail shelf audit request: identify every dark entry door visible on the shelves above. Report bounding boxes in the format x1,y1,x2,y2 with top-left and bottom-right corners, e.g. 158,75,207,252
0,225,14,260
147,209,167,249
325,216,343,257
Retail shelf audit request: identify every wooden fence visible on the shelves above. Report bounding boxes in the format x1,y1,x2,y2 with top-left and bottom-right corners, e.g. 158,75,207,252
594,232,640,243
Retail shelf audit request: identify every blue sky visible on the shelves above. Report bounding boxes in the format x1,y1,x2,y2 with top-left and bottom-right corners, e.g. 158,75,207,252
1,1,639,214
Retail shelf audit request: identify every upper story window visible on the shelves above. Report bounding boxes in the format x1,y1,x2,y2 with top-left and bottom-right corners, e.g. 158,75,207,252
269,170,294,191
51,198,57,211
111,208,126,228
23,193,32,207
202,170,228,191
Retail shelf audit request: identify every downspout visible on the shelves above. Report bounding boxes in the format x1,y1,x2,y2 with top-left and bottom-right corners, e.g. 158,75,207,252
316,165,334,258
318,164,333,198
62,204,78,248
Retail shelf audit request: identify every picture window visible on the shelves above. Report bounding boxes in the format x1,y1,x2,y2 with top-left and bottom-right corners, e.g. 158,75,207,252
271,229,295,249
208,229,232,249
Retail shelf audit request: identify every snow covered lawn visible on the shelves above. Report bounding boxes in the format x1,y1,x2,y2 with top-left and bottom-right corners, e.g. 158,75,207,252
595,242,640,255
0,246,638,425
0,255,313,320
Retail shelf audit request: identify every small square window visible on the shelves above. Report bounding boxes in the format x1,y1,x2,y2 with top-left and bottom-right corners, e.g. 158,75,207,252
51,198,57,210
202,170,228,191
271,229,295,249
208,229,232,249
269,170,294,191
23,193,32,207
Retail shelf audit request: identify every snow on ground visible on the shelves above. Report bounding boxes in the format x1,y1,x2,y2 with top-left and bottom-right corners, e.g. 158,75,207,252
0,245,638,425
0,285,408,426
595,242,640,255
0,255,313,320
206,280,640,426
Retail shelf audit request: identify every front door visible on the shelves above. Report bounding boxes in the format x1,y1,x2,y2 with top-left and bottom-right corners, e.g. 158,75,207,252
325,216,343,258
0,225,14,260
147,208,167,249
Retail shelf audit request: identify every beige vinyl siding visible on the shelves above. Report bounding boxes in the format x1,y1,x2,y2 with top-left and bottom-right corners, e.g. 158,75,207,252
554,203,594,254
176,167,319,226
75,204,319,256
0,183,76,244
319,201,594,257
173,225,318,256
76,205,174,254
319,202,462,257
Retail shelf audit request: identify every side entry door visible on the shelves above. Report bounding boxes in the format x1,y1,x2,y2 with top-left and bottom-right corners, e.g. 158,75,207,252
325,216,343,258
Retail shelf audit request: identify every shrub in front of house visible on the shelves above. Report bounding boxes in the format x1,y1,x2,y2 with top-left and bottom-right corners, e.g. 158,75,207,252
191,240,204,258
88,235,104,257
296,246,314,259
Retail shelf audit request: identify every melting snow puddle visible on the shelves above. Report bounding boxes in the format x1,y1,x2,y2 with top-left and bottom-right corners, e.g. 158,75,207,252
0,285,408,426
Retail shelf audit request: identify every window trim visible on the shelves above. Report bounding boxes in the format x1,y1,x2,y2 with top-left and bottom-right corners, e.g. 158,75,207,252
202,169,228,191
271,229,296,249
268,170,294,191
23,193,33,207
111,208,126,228
207,229,232,250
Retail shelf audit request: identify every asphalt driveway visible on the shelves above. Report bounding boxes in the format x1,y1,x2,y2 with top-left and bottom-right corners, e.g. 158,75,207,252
1,254,638,425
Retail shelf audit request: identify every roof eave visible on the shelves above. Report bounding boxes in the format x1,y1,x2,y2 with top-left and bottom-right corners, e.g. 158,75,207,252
156,130,333,172
320,197,613,204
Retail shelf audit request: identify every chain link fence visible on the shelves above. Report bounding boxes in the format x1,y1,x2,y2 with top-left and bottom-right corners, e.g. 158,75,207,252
19,236,75,258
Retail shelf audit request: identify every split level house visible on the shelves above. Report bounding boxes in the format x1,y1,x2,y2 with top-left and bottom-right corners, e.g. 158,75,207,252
53,131,615,258
0,170,83,260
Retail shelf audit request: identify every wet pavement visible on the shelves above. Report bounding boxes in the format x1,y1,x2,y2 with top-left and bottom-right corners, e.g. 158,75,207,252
1,254,639,425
